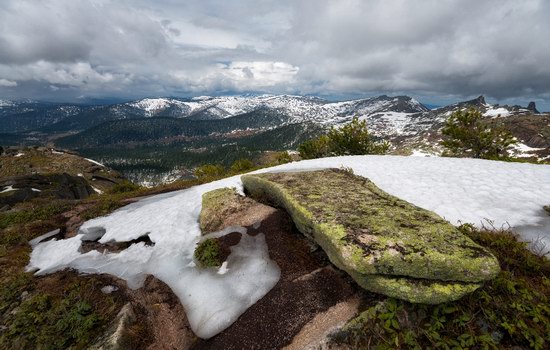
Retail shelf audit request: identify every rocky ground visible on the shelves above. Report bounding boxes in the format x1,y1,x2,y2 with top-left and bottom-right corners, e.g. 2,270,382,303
1,153,549,349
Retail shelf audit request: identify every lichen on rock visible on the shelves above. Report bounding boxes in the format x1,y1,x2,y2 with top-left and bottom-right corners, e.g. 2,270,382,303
241,169,500,304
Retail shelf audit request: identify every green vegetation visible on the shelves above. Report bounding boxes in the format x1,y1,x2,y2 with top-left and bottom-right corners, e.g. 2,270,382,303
0,195,126,350
332,225,550,350
298,117,389,159
230,158,254,173
1,279,120,350
194,163,227,180
194,238,222,268
108,180,142,194
0,202,70,231
441,108,517,160
275,151,293,164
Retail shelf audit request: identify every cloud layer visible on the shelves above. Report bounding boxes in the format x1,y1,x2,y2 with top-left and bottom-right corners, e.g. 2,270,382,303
1,0,549,109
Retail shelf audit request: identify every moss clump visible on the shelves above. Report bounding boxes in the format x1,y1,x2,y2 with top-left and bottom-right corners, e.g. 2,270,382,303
194,238,223,268
331,225,550,350
242,169,500,303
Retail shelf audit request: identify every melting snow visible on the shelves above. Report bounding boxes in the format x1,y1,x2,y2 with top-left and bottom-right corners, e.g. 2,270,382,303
484,107,511,117
84,158,105,167
0,185,16,193
514,143,545,153
14,152,25,157
27,156,550,338
410,149,434,157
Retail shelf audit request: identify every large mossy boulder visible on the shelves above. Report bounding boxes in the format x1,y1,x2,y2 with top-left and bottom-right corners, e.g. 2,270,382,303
241,169,500,304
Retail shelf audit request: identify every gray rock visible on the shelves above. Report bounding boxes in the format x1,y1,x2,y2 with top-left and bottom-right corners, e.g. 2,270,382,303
89,303,136,350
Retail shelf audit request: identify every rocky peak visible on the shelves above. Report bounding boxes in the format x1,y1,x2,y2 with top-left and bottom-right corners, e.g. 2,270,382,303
472,95,486,105
527,101,539,114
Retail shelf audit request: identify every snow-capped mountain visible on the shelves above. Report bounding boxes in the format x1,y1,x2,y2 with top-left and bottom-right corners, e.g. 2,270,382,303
124,94,429,125
1,94,546,158
2,94,545,186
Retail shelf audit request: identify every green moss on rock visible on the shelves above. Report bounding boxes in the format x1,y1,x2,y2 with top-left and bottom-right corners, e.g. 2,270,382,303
194,238,222,268
242,169,500,304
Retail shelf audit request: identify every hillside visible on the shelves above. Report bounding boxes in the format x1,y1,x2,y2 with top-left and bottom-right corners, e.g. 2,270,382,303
1,94,548,185
12,155,549,349
0,147,128,211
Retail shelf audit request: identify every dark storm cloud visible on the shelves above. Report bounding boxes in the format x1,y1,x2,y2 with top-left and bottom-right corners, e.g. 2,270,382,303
0,0,549,109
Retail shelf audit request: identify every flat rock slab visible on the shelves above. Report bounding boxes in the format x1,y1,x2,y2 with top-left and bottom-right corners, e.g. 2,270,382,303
242,169,500,304
199,187,277,234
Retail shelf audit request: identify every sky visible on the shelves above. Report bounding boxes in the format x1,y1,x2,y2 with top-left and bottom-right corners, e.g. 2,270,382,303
1,0,550,110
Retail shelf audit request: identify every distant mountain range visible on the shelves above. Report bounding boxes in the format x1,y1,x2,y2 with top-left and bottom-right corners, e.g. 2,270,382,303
0,94,547,185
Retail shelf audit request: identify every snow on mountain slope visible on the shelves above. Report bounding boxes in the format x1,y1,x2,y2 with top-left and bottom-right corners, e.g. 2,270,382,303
0,100,15,108
125,94,429,126
28,156,550,339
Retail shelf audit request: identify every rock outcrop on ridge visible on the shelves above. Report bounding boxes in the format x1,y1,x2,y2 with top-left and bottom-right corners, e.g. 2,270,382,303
0,173,95,208
242,169,500,304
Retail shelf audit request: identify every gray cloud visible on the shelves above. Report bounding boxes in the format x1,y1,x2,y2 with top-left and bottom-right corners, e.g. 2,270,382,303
0,0,549,110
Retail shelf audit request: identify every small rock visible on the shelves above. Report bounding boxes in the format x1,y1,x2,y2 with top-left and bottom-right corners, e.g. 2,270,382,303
101,285,119,294
101,286,118,294
20,291,29,301
89,303,136,350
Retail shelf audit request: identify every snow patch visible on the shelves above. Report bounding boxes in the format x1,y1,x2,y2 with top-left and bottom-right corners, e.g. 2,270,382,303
84,158,105,167
14,152,24,157
0,185,16,193
91,186,103,195
410,149,434,157
28,184,281,339
484,108,511,117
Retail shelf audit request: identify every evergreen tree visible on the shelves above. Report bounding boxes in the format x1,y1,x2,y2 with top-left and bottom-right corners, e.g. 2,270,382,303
230,158,254,173
298,117,389,159
194,164,226,179
441,108,517,160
